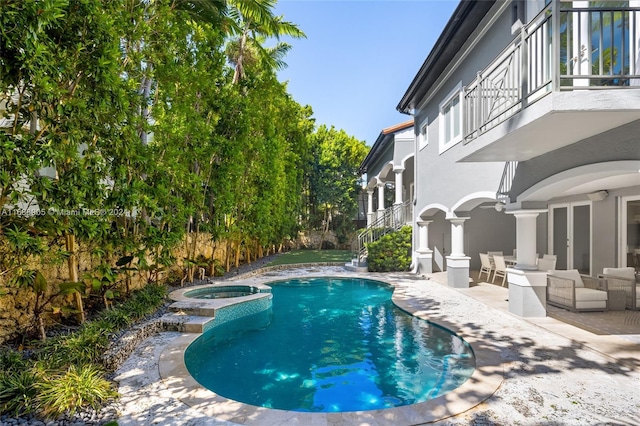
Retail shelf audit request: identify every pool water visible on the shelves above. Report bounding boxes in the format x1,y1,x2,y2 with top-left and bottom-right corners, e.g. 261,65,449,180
183,285,261,299
184,277,475,412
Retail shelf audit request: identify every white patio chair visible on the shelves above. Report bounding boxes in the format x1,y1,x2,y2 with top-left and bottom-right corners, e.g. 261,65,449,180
478,253,493,282
492,255,507,286
487,251,503,270
537,257,556,271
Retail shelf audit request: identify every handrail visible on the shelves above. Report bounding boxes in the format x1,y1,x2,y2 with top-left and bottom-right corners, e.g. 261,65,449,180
497,161,518,204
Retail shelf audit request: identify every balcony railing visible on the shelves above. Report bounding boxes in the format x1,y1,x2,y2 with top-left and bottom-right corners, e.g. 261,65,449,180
464,2,640,142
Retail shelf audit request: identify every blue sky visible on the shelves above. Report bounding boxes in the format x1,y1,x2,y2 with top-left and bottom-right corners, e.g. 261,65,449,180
273,0,459,146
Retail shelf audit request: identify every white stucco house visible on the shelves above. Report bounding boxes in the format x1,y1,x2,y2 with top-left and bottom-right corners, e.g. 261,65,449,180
360,0,640,317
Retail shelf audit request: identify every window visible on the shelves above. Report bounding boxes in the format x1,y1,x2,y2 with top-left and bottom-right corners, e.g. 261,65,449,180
418,119,428,150
439,83,463,153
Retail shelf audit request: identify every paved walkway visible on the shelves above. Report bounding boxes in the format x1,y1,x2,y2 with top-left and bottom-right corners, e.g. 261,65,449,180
111,267,640,426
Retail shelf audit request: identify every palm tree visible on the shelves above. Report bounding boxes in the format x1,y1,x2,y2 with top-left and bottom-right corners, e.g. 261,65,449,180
224,0,305,83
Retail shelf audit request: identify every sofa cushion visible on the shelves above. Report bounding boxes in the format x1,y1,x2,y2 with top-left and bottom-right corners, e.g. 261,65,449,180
550,270,584,288
603,267,635,281
575,287,608,302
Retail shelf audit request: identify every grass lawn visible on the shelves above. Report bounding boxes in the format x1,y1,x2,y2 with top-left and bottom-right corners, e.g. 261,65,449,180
266,249,352,266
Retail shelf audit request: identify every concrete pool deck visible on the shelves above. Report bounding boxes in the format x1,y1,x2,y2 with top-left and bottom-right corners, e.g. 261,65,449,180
112,267,640,425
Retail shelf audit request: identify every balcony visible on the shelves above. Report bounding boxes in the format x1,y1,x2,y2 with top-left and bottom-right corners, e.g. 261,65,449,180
461,2,640,162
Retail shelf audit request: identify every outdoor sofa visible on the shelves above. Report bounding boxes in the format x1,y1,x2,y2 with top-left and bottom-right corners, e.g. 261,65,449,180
547,269,608,312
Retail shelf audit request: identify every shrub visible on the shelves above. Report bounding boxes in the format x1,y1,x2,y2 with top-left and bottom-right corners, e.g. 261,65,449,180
0,368,40,416
213,261,226,277
366,226,412,272
98,308,133,330
0,347,28,372
321,240,336,250
37,283,167,369
36,364,117,419
37,325,111,369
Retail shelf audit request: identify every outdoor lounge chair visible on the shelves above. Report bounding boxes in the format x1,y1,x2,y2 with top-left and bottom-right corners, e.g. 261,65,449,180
486,251,502,272
600,267,639,311
546,269,608,312
492,255,507,287
478,253,493,281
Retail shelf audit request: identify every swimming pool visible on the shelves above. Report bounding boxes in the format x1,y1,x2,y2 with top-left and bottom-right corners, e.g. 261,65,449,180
184,277,475,412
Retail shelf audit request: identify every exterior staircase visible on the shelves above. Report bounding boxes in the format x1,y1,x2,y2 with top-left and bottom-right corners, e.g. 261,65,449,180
346,199,412,271
497,161,518,205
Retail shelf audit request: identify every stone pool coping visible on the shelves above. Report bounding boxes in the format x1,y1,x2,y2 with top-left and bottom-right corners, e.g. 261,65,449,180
158,273,504,425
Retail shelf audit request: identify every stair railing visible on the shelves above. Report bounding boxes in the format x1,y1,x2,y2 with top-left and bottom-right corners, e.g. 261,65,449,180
354,199,412,265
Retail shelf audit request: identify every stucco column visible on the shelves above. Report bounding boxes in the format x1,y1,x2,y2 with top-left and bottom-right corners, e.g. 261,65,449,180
366,189,374,226
393,167,404,205
449,217,468,258
377,183,385,212
416,220,433,274
508,209,547,271
446,217,470,288
506,209,549,318
417,221,431,252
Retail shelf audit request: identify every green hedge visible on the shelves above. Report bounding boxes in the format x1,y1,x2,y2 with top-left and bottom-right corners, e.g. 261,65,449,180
366,226,412,272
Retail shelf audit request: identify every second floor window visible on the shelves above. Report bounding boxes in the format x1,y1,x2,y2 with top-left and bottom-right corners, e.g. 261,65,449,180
439,83,462,153
418,119,428,150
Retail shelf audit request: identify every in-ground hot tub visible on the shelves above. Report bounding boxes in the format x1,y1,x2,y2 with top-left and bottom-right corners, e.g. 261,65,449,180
183,285,264,299
169,282,273,334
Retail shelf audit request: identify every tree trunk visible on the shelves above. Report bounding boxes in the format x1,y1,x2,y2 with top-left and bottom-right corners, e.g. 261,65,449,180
38,316,46,342
209,241,218,276
184,219,194,283
140,68,153,145
103,293,112,310
319,207,331,250
188,220,200,283
233,32,248,84
65,233,85,323
225,239,232,272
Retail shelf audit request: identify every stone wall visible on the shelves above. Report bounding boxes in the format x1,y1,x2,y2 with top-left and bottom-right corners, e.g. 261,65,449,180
295,230,339,249
0,285,39,344
0,230,356,344
0,232,230,344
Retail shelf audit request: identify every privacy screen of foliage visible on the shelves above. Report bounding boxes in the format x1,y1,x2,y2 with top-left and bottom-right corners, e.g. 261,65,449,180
366,226,412,272
0,0,369,420
0,0,366,341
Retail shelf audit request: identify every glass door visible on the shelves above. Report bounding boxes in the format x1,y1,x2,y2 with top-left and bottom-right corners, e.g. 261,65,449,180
621,196,640,271
572,204,591,274
549,202,591,274
552,204,569,269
